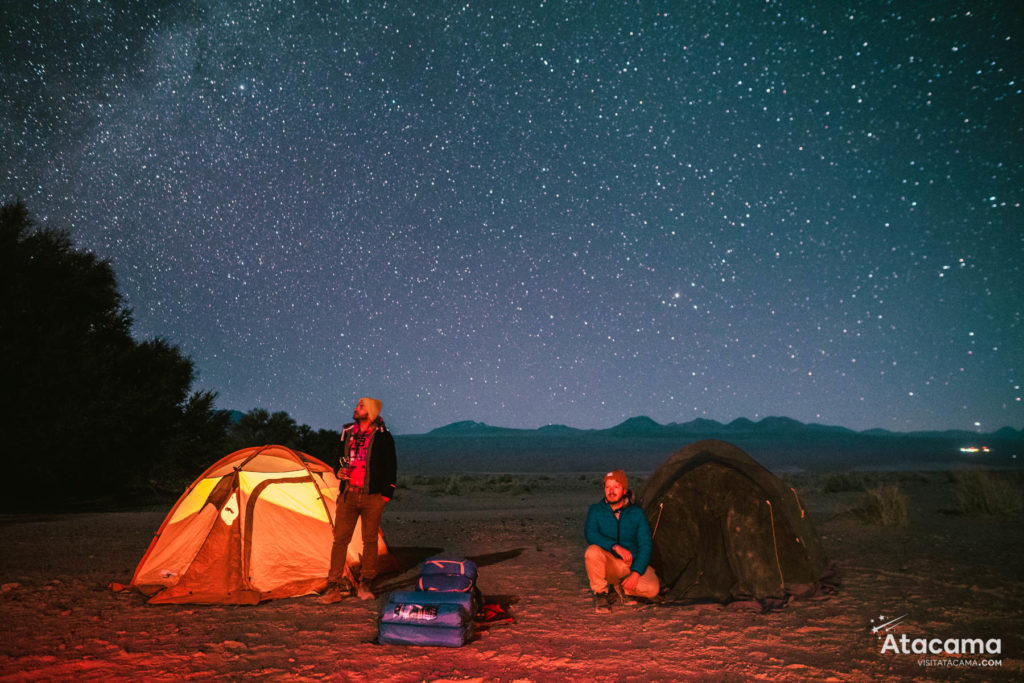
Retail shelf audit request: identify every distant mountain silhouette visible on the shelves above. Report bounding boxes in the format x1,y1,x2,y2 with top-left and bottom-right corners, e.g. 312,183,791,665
750,416,807,433
426,420,536,437
536,424,581,435
995,426,1024,440
405,415,1023,474
428,420,493,434
725,417,757,431
425,415,1020,440
604,415,668,436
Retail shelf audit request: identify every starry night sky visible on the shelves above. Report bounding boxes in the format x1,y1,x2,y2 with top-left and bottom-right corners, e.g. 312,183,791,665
3,1,1021,434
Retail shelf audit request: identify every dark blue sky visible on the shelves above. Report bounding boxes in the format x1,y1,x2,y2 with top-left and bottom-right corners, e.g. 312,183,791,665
3,1,1021,434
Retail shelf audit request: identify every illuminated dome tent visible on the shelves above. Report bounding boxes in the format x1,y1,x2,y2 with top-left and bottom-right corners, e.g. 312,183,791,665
640,440,830,606
130,444,396,604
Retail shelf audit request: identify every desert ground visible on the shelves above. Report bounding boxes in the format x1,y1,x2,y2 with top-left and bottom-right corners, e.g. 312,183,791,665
1,470,1021,682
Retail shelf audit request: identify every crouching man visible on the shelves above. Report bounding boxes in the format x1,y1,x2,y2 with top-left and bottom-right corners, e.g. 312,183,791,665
584,469,660,612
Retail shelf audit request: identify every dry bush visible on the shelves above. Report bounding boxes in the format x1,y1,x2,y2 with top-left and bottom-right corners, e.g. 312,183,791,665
855,483,909,527
442,476,462,496
398,474,444,488
821,472,865,493
951,471,1023,517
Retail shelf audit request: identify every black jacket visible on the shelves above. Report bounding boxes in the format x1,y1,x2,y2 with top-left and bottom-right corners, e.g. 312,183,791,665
332,419,397,498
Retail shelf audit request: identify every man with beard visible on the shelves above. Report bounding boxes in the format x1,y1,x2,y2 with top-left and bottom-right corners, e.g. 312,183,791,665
319,397,397,603
584,469,660,612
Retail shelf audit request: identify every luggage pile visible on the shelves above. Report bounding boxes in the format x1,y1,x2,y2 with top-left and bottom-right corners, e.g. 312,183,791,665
378,555,479,647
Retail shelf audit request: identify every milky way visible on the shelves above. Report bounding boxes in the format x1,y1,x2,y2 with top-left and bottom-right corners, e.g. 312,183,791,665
3,1,1021,433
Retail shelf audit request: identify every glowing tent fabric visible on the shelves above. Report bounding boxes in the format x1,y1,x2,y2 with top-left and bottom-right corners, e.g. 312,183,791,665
130,445,396,604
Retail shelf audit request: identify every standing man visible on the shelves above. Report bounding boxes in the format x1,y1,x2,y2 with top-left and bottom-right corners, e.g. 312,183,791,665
319,397,397,603
584,469,660,612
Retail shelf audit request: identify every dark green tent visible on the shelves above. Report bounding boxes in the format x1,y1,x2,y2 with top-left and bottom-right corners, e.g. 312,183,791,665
639,439,830,605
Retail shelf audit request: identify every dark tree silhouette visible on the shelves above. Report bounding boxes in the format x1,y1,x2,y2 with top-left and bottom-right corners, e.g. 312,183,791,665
232,409,300,447
294,424,343,466
223,408,340,466
0,201,228,509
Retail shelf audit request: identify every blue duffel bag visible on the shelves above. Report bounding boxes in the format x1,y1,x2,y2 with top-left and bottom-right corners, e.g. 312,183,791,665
378,591,474,647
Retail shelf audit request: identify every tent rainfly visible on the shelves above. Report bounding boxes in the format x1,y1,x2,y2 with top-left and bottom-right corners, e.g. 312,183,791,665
639,439,831,606
129,444,395,604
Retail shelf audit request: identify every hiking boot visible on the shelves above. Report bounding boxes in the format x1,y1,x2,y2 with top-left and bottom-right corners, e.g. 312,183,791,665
593,590,614,613
317,581,352,604
613,582,638,606
356,580,374,601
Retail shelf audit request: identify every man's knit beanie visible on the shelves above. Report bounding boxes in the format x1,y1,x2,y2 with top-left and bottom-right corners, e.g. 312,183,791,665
361,397,382,422
604,469,628,490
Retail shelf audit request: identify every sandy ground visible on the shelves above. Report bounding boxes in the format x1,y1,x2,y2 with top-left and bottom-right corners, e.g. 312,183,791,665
1,471,1022,682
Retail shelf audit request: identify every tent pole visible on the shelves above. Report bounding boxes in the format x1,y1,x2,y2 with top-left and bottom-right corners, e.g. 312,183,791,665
765,499,786,591
651,502,664,538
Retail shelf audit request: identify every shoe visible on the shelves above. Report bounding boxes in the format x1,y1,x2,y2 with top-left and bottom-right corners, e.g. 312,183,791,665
317,586,344,604
317,581,352,604
613,582,638,606
356,581,374,601
593,591,614,613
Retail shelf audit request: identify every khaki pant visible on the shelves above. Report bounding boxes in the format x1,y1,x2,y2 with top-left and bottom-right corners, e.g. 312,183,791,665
584,544,660,598
327,489,386,584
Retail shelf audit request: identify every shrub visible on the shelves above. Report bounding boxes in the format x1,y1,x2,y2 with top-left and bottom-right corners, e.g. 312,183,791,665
484,474,519,493
855,483,909,527
821,473,864,493
442,476,462,496
951,471,1023,517
510,480,533,495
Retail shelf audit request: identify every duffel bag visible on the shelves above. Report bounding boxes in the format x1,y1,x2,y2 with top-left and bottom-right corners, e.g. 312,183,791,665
420,555,478,581
417,573,475,592
378,590,474,647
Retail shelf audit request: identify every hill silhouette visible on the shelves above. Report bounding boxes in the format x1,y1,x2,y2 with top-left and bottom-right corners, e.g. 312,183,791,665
400,415,1023,475
424,415,1019,441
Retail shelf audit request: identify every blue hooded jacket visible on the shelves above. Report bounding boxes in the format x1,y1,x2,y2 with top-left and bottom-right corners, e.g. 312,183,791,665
584,495,653,575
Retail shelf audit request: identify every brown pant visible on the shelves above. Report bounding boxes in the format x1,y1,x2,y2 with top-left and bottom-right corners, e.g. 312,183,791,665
327,489,386,584
584,544,660,598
